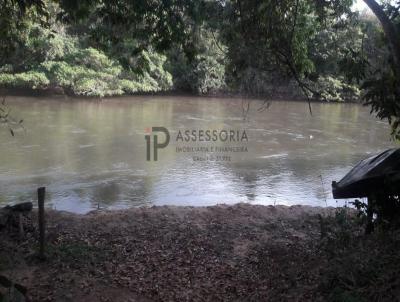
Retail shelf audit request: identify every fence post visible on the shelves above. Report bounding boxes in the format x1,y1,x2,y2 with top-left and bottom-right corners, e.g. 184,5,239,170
38,187,46,259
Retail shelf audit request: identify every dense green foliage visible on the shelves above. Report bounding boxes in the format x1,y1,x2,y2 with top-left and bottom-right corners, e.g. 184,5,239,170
166,29,227,94
0,0,399,135
0,4,174,97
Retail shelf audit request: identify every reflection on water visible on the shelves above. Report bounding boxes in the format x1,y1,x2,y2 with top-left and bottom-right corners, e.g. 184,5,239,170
0,96,397,213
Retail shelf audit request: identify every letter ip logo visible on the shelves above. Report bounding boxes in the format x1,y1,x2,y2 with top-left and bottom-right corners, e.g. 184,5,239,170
145,127,170,161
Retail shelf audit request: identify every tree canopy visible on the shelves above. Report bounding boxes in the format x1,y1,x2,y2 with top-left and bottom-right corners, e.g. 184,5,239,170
0,0,399,137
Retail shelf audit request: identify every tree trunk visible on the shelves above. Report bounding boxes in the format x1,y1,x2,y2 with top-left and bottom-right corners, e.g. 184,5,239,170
363,0,400,78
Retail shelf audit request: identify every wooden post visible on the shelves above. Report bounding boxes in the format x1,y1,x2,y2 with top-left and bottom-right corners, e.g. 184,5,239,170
38,187,46,259
365,195,375,235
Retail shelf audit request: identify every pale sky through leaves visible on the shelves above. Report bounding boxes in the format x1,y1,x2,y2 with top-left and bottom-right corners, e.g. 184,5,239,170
352,0,370,12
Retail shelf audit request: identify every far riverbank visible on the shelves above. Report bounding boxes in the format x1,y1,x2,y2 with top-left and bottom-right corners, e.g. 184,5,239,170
1,87,360,104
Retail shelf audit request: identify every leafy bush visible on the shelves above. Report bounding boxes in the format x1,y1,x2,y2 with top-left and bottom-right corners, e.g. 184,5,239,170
65,48,120,74
25,24,78,62
189,54,226,94
167,50,226,94
0,5,174,98
167,29,227,95
363,72,400,139
39,48,125,96
136,50,173,91
0,71,49,88
118,79,140,94
122,49,173,92
40,61,74,87
312,76,361,102
0,46,173,97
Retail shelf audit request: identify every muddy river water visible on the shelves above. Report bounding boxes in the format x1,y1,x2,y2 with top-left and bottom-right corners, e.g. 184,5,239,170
0,96,396,213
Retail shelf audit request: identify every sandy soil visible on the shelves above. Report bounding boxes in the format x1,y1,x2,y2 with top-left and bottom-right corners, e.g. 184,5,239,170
1,204,341,302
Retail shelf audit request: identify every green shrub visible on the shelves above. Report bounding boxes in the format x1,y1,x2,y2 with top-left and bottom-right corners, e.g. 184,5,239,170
119,79,140,93
166,30,227,95
40,61,77,86
189,54,226,94
0,46,173,96
139,50,173,90
167,49,226,94
73,77,123,97
65,48,120,74
313,76,360,102
40,55,124,97
26,25,78,62
123,49,173,92
0,71,49,88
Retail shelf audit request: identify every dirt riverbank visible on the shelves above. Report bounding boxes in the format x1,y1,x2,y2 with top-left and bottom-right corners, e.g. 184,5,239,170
0,204,357,301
